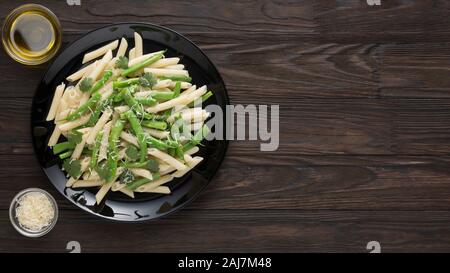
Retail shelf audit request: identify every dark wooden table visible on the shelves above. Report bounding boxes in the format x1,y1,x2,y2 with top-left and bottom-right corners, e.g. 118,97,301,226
2,0,450,253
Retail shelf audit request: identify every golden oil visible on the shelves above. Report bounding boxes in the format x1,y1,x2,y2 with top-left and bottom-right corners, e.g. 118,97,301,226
2,4,61,65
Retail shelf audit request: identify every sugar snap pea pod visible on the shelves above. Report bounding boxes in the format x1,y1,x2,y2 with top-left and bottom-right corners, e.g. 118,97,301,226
59,150,73,159
159,75,192,82
66,92,102,121
135,96,157,106
106,119,125,182
53,141,75,154
151,91,174,101
121,52,164,77
113,78,139,89
86,98,111,127
124,110,147,162
121,88,154,119
141,120,167,130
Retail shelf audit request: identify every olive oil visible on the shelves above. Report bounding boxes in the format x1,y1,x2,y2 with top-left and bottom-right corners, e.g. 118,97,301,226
2,4,61,65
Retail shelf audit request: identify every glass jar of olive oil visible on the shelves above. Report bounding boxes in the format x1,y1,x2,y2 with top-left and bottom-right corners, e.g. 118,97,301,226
2,4,62,65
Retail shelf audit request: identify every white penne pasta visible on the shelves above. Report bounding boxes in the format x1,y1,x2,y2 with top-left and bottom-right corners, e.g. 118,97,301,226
165,64,184,70
128,50,165,66
114,105,130,113
120,131,139,147
134,32,143,58
144,68,189,77
159,165,176,176
167,107,204,123
82,40,118,64
46,83,65,121
106,57,117,70
58,114,91,131
86,108,112,145
95,167,124,204
48,126,61,147
128,47,135,60
175,81,192,89
133,91,152,98
118,147,127,160
116,37,128,57
180,84,197,96
185,146,199,155
143,127,169,139
148,148,186,171
111,181,126,192
66,62,95,82
66,177,77,187
82,170,100,180
135,175,174,192
171,156,203,178
130,168,153,180
72,180,104,188
151,79,172,89
71,131,90,160
148,57,180,68
186,122,204,132
95,182,113,204
98,121,112,162
100,83,114,100
119,187,134,198
144,186,171,194
88,49,113,80
146,85,206,113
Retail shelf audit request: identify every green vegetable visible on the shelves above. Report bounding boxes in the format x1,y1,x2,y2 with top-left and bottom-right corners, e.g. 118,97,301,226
90,70,113,93
66,92,102,121
106,119,125,182
135,96,157,106
183,124,210,152
96,161,109,181
139,72,156,88
115,56,129,69
125,145,139,161
141,120,167,130
146,134,170,150
90,131,103,169
173,81,181,98
53,141,75,154
63,159,81,178
59,150,73,159
119,169,134,184
67,130,83,145
124,110,147,162
159,75,192,82
151,91,174,101
113,78,139,89
126,173,160,190
121,52,164,77
86,98,111,127
145,159,159,172
121,88,152,119
79,77,93,92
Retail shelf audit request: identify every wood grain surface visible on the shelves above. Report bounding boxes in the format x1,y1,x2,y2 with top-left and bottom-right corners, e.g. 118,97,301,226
1,0,450,252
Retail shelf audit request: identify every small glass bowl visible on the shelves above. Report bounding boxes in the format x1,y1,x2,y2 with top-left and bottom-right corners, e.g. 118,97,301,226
9,188,59,238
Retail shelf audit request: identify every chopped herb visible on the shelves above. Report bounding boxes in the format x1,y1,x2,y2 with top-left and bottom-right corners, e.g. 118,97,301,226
115,56,129,69
139,72,156,88
63,159,81,178
79,77,93,92
145,159,159,173
119,169,135,184
125,145,139,161
67,130,83,145
96,161,109,181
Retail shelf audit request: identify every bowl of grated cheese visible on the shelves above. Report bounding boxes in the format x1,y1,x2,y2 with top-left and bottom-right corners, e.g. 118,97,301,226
9,188,58,237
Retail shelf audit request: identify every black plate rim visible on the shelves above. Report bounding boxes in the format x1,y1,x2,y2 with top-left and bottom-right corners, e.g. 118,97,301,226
30,22,229,222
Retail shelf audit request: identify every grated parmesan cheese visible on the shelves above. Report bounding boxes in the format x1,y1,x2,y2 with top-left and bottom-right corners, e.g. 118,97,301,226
15,192,55,231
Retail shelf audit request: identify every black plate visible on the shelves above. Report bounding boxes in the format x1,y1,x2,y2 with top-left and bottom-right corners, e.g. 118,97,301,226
31,23,229,222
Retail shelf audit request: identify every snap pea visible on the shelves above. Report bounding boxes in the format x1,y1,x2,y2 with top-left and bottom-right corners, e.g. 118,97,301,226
121,53,164,77
66,92,102,121
124,110,147,162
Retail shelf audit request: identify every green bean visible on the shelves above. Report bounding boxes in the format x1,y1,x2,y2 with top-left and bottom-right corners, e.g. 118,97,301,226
124,110,147,162
86,98,111,127
53,141,75,154
173,81,181,98
151,91,174,101
159,75,192,82
66,92,102,121
106,119,125,182
59,150,73,159
91,70,113,93
90,131,103,169
146,135,171,150
135,96,157,106
126,173,160,190
141,120,167,130
121,53,164,77
113,78,139,89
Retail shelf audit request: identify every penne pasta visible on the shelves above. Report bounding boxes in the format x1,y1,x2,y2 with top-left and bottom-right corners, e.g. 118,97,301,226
58,114,91,131
145,85,206,113
46,83,65,121
98,121,112,162
48,126,61,147
82,40,118,64
66,62,95,82
72,179,104,188
116,37,128,57
135,175,174,192
148,148,186,171
130,168,153,180
165,64,184,70
128,47,135,60
144,186,171,194
171,156,203,178
71,130,90,160
87,49,113,81
127,50,165,67
134,32,143,58
119,187,135,198
86,108,112,145
144,68,189,77
143,128,169,139
120,131,139,147
148,57,180,68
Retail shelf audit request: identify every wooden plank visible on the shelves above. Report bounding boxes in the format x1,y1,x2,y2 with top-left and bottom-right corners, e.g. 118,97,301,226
3,154,450,211
1,210,450,252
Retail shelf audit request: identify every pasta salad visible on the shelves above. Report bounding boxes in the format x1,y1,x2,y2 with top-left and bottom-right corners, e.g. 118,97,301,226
46,33,212,204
